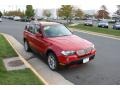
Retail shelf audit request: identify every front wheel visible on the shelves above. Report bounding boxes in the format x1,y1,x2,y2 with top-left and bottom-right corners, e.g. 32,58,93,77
47,52,59,71
113,26,115,29
106,26,108,28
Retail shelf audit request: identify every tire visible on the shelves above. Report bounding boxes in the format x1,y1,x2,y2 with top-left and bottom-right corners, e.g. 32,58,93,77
114,27,117,30
116,28,118,30
112,26,115,29
106,26,108,28
24,40,31,52
47,52,59,71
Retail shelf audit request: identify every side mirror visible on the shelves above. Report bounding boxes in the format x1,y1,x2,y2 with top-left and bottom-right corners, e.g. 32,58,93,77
70,30,73,33
25,26,28,30
35,33,43,38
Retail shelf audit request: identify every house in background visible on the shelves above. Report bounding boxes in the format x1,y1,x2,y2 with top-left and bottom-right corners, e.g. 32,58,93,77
34,8,57,19
34,9,43,19
83,10,96,20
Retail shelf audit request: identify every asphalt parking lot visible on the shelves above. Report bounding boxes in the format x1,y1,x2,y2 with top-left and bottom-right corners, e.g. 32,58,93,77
0,19,120,85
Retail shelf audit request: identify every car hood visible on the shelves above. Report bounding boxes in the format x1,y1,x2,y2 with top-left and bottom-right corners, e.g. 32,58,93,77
47,35,93,51
99,23,108,25
115,24,120,27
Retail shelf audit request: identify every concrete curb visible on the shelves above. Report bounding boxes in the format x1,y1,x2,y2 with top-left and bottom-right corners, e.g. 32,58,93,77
0,33,73,85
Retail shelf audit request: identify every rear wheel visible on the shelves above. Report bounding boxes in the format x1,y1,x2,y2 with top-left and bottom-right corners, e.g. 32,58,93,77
47,52,59,71
24,40,31,52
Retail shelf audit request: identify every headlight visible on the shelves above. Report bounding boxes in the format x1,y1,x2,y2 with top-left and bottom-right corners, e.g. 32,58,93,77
76,49,85,56
90,44,95,51
91,44,95,49
106,24,108,26
61,51,75,56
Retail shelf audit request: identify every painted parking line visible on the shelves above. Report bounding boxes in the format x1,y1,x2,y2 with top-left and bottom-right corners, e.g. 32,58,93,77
70,28,120,41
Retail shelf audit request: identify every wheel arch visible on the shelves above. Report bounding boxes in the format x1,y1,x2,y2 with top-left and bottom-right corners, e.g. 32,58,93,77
46,49,57,57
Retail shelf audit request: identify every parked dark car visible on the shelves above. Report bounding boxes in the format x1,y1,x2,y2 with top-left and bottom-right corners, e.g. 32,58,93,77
113,22,120,30
98,21,109,28
8,16,14,20
84,20,93,26
21,17,30,22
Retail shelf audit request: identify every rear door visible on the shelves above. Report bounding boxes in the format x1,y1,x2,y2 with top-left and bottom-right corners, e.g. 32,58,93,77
32,24,48,53
26,24,37,49
24,24,48,54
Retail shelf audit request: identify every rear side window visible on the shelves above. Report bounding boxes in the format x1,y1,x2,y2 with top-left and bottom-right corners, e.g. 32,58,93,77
25,25,29,30
34,24,41,34
28,25,35,34
25,24,41,34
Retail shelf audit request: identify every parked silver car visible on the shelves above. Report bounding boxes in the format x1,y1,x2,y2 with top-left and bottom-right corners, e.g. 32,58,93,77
98,21,109,28
84,20,93,26
113,22,120,30
13,16,21,21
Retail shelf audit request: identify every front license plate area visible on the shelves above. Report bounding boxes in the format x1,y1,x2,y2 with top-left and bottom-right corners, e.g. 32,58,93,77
83,58,89,63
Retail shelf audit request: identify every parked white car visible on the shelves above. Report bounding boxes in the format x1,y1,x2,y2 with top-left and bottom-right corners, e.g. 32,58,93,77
14,16,21,21
84,20,93,26
0,18,2,22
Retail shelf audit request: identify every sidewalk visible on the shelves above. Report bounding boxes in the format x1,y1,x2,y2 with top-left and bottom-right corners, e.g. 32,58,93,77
1,33,73,85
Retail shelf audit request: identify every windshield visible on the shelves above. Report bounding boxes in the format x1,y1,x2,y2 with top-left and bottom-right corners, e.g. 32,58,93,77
43,24,72,37
116,22,120,25
100,21,108,23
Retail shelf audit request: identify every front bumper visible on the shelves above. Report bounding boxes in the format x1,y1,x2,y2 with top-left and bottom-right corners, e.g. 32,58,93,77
84,23,93,26
68,54,95,65
98,25,108,28
115,27,120,29
58,51,96,65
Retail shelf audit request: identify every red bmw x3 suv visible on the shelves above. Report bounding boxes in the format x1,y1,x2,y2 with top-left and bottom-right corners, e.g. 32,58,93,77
23,21,96,70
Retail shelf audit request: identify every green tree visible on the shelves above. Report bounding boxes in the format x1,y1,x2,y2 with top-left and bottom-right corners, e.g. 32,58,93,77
25,5,34,18
3,10,24,17
0,11,2,17
74,8,84,19
58,5,73,23
96,5,110,19
43,10,51,18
